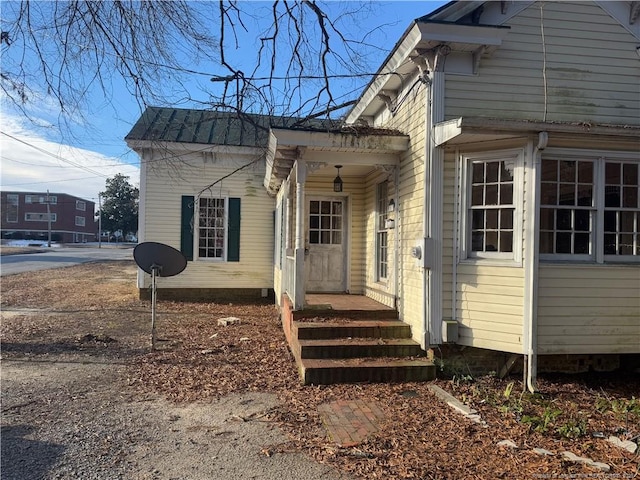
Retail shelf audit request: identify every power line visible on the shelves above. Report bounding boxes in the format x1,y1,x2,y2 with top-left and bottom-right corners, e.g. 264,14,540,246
0,131,111,179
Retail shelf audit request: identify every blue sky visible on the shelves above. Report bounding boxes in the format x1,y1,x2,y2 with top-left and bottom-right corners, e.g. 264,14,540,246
0,1,446,204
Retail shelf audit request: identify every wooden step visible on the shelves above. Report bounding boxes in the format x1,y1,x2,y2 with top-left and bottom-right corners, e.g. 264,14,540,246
294,320,411,340
298,338,423,359
300,358,436,385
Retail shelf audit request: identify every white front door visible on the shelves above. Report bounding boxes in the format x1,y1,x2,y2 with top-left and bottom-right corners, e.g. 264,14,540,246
305,197,346,292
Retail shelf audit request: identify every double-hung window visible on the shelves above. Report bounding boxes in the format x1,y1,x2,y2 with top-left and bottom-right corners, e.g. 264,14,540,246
180,195,241,262
198,197,227,260
376,181,389,280
539,154,639,262
540,158,594,258
463,150,522,261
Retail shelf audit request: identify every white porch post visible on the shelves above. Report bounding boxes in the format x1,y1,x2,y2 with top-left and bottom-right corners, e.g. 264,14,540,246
293,160,307,310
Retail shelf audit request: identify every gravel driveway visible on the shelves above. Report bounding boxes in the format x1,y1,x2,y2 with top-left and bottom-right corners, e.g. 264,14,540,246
1,352,351,480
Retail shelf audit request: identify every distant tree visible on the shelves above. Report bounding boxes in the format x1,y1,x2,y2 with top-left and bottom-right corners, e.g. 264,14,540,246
99,174,139,237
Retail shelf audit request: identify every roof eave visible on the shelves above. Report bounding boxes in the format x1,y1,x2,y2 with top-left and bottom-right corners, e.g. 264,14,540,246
434,117,640,146
346,21,509,123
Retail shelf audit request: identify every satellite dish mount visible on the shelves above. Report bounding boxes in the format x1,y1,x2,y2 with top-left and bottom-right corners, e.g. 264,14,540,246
133,242,187,349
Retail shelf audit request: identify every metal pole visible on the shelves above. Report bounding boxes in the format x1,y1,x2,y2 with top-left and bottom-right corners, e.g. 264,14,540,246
151,265,158,350
98,194,102,248
46,190,52,247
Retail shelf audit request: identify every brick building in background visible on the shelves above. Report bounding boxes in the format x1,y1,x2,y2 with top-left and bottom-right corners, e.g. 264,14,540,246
1,191,96,243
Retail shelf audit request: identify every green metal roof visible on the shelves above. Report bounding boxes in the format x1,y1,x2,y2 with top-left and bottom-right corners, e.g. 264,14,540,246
125,106,334,148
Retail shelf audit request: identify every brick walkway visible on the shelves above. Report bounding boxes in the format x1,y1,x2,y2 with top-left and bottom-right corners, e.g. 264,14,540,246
318,399,385,447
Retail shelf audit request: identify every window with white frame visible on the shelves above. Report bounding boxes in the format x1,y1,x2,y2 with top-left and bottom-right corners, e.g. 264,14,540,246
540,155,639,261
604,161,639,256
198,197,226,259
468,157,516,257
76,200,86,211
75,216,86,227
6,194,18,222
308,200,342,245
540,158,594,256
376,181,389,280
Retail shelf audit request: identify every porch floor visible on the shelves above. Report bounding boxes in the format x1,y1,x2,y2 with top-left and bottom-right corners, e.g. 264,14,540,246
304,294,394,312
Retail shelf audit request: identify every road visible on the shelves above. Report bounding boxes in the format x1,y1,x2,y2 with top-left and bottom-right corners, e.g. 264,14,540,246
0,245,134,276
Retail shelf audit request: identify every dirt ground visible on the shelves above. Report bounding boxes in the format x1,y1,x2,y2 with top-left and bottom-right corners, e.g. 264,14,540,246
1,260,638,479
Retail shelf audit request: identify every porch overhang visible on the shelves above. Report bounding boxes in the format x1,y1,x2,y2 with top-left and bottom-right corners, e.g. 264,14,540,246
264,127,409,195
433,117,640,147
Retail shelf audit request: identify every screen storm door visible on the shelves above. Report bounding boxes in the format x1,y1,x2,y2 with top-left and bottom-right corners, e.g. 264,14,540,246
305,197,346,292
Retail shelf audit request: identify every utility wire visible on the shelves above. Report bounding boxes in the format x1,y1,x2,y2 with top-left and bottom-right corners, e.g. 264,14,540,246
1,131,111,179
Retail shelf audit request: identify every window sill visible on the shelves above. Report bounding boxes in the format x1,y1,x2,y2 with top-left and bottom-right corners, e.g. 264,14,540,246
459,257,523,268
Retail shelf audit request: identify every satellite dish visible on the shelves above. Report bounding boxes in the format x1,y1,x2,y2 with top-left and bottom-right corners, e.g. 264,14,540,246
133,242,187,349
133,242,187,277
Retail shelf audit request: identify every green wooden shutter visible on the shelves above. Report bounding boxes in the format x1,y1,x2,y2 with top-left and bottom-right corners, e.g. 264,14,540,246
180,196,194,261
227,198,241,262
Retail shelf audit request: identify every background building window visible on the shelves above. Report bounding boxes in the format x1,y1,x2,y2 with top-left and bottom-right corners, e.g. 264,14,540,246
76,200,86,211
25,213,56,222
469,160,514,254
376,181,388,280
6,194,19,222
75,216,86,227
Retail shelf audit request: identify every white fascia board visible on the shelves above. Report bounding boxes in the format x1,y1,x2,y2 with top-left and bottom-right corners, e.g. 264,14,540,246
434,117,640,146
269,128,409,153
346,24,424,124
263,131,279,192
125,139,265,158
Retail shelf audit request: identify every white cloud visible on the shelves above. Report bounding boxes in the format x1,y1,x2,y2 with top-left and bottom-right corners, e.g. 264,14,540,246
0,114,139,203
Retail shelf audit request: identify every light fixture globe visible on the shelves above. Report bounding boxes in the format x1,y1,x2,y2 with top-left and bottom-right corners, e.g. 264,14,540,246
333,165,343,192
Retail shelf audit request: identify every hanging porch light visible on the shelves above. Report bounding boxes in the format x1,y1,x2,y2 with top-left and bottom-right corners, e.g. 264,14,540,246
333,165,343,192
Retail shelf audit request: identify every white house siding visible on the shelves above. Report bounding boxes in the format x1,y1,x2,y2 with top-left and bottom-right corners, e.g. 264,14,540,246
456,264,525,353
445,1,640,125
363,169,396,308
141,153,275,290
304,174,366,294
373,84,428,342
538,265,640,354
442,152,456,321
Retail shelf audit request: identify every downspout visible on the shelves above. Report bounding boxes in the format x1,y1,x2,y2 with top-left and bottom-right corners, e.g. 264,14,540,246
422,73,432,349
526,131,547,392
420,51,445,349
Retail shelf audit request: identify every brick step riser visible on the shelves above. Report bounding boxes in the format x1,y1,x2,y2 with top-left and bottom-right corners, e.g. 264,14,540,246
303,366,436,385
300,344,423,359
296,326,412,340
